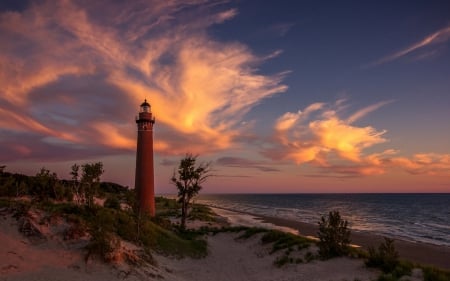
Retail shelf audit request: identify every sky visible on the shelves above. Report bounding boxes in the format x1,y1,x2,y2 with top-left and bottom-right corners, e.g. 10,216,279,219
1,0,449,193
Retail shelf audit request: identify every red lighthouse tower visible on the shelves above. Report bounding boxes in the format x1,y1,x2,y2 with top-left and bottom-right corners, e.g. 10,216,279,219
135,99,156,216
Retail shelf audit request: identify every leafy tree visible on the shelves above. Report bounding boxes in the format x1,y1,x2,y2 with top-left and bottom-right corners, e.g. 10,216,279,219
70,164,82,204
33,168,59,201
81,162,104,208
0,172,30,198
317,211,351,259
171,154,211,230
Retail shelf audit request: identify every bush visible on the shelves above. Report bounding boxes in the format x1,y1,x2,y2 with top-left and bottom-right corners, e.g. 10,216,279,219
366,237,399,273
422,266,450,281
317,211,351,259
104,196,121,210
85,230,121,262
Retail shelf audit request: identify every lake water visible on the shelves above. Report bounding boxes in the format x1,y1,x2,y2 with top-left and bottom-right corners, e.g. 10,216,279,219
196,193,450,246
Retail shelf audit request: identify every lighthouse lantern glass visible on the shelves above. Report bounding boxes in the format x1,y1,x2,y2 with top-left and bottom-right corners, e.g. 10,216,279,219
141,104,150,113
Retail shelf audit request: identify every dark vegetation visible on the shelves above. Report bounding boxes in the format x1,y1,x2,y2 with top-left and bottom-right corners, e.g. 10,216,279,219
2,165,450,279
317,210,351,259
316,211,450,280
365,237,450,281
171,154,211,230
0,165,209,262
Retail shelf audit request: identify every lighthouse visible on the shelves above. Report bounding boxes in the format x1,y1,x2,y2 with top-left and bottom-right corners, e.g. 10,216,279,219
135,99,156,216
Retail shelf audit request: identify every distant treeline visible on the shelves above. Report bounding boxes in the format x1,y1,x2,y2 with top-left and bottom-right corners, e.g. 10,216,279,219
0,164,130,207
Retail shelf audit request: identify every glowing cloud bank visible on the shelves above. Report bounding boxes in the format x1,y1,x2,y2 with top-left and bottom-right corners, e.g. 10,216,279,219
264,101,450,177
0,0,286,160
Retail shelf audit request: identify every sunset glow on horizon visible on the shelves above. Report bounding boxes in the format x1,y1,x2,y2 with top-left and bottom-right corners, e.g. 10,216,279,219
1,0,449,193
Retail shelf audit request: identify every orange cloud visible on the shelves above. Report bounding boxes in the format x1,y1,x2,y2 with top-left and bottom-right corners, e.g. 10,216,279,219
0,0,287,161
108,35,287,154
389,153,450,176
265,101,450,177
367,25,450,67
310,117,386,162
269,101,388,166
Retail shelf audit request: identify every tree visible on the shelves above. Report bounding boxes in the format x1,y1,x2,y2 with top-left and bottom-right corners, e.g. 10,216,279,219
33,167,58,201
70,163,81,204
317,211,351,259
171,154,211,230
81,162,104,208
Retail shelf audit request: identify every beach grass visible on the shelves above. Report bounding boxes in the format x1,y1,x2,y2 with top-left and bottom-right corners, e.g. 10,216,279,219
155,197,217,222
421,266,450,281
3,198,208,259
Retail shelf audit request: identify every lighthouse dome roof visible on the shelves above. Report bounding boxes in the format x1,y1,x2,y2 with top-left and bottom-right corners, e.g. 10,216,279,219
140,99,150,107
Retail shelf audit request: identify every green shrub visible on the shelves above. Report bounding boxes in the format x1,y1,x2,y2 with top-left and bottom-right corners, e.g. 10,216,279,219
85,230,120,262
261,230,310,254
422,266,450,281
238,227,267,239
104,196,121,210
366,237,399,273
317,211,351,259
188,204,216,221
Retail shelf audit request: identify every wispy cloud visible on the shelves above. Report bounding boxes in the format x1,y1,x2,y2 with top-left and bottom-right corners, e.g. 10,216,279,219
269,22,295,37
264,100,450,177
367,25,450,67
216,157,280,172
0,0,287,162
347,100,394,124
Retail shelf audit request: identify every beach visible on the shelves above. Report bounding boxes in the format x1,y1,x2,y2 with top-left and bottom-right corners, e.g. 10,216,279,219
0,208,379,281
205,206,450,270
1,203,448,281
252,209,450,270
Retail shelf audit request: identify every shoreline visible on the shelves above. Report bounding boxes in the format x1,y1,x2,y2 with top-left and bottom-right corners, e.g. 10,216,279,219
208,205,450,270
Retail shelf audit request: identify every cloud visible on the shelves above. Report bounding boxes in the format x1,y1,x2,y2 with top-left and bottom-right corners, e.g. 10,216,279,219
0,0,287,162
160,159,177,167
269,22,295,37
367,25,450,67
216,157,280,172
264,100,450,177
346,100,394,124
389,153,450,176
266,101,388,165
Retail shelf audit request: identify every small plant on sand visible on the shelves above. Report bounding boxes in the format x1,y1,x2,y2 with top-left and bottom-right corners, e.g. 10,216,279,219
85,230,121,262
274,254,292,267
422,266,450,281
85,208,120,262
366,237,399,273
317,211,351,259
366,238,416,281
261,230,311,254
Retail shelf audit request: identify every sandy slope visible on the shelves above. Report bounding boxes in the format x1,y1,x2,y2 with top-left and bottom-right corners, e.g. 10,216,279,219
164,232,379,281
1,207,380,281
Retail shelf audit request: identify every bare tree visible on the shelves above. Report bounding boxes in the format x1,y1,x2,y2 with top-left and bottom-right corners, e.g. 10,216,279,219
171,154,211,230
70,164,81,204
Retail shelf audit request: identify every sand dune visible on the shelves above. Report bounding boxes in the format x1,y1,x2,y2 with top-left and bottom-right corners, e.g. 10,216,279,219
0,206,435,281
